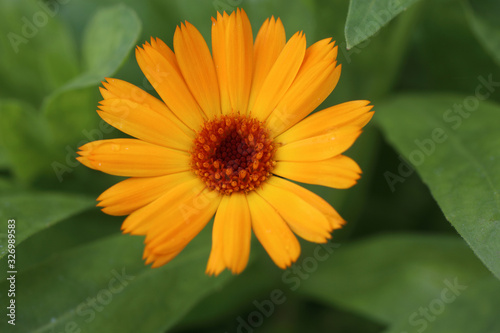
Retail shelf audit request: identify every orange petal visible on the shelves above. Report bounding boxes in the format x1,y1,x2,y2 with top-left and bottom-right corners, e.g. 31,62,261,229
275,126,362,162
266,176,345,230
97,97,193,151
149,37,178,69
211,12,231,115
174,21,221,119
266,39,341,136
77,139,190,177
99,78,188,136
247,191,300,269
144,187,221,259
212,9,253,114
251,31,306,121
136,42,205,131
276,101,374,143
97,172,194,216
145,250,183,269
248,17,286,113
206,192,251,275
206,194,229,276
120,173,203,235
273,155,362,189
257,179,332,243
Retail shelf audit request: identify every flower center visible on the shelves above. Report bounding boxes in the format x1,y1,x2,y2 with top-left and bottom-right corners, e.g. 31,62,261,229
191,114,276,195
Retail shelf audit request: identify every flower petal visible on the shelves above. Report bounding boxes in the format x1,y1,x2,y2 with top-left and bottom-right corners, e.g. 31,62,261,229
266,39,341,136
224,193,251,273
251,31,306,121
144,187,221,257
149,37,178,67
276,100,374,143
100,78,188,136
247,191,300,269
206,193,251,275
266,176,345,230
212,9,253,114
174,21,221,119
136,41,205,131
273,155,362,189
257,178,332,243
144,250,183,269
77,139,190,177
206,194,229,276
211,12,231,115
120,173,203,235
275,126,362,162
98,83,193,150
248,16,286,113
97,172,194,216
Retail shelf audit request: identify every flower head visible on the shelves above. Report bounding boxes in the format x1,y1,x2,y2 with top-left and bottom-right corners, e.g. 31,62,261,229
77,9,374,275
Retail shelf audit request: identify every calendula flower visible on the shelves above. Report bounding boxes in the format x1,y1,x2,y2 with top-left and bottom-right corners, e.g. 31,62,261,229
77,9,373,275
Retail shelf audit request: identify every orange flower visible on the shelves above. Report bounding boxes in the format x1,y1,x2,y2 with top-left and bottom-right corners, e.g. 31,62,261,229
77,9,373,275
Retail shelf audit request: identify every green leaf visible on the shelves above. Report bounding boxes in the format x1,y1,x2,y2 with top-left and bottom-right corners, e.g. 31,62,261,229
177,246,280,329
0,145,9,169
5,229,232,333
43,87,99,150
0,192,94,259
376,94,500,279
42,4,141,147
0,99,51,182
314,0,422,101
0,92,100,184
0,0,79,104
345,0,421,49
395,0,500,96
298,234,498,332
1,5,141,183
3,210,120,278
66,4,142,91
384,276,500,333
463,0,500,67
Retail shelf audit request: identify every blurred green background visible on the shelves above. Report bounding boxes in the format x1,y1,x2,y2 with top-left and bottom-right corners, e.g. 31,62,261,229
0,0,499,332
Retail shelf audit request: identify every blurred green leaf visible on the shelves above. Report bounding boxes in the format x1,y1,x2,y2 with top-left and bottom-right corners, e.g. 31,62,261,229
0,191,94,259
384,276,500,333
0,99,51,182
0,177,14,191
1,90,102,184
298,234,497,332
0,0,79,104
463,0,500,67
42,4,141,150
43,87,99,150
395,0,500,96
315,0,422,101
0,146,9,169
177,245,279,329
345,0,420,49
0,4,142,183
244,0,317,41
3,229,232,333
376,94,500,279
65,4,141,91
3,209,120,279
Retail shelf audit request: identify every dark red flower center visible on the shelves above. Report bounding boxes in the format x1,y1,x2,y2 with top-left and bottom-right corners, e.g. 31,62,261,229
191,114,276,195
